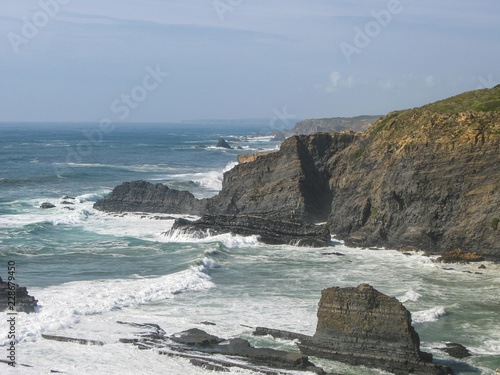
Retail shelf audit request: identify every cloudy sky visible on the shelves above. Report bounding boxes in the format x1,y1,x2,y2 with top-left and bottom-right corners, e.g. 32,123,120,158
0,0,499,124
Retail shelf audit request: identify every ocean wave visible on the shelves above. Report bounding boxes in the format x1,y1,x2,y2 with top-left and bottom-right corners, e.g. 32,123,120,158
0,268,215,345
163,228,262,249
398,290,422,303
412,306,446,324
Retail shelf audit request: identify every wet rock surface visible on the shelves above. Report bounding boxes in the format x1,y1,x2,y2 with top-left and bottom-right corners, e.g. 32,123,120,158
0,276,38,313
167,214,331,247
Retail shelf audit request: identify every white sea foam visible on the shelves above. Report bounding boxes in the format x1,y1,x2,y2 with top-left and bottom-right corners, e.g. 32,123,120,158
412,306,447,324
398,290,422,303
164,228,262,249
0,268,215,346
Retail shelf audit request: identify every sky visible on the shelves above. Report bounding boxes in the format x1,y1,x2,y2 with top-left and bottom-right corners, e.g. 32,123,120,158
0,0,499,125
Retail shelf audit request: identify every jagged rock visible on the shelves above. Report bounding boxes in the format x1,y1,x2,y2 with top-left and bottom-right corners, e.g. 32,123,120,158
40,202,55,209
297,284,453,375
0,276,38,313
270,130,286,141
167,215,331,247
216,138,232,149
437,343,471,359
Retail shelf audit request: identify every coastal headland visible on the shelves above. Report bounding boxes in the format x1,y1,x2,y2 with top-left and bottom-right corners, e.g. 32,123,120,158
94,86,500,260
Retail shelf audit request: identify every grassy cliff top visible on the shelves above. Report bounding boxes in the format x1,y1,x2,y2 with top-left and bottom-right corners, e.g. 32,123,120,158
365,86,500,141
421,84,500,114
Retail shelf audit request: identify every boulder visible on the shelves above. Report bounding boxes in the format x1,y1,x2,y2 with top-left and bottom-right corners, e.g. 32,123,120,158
216,138,232,149
437,343,471,359
298,284,453,375
167,215,331,247
40,202,55,209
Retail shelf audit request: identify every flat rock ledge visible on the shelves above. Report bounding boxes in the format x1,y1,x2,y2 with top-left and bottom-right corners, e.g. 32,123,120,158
166,214,332,247
118,323,327,374
0,276,38,313
257,284,453,375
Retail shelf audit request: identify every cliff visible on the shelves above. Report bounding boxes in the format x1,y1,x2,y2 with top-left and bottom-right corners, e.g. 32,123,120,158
94,86,500,259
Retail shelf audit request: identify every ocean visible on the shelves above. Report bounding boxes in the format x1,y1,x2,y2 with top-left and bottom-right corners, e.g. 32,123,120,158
0,122,498,374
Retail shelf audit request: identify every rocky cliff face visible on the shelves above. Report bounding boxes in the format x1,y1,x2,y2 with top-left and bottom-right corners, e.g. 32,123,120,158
298,284,452,375
94,87,500,259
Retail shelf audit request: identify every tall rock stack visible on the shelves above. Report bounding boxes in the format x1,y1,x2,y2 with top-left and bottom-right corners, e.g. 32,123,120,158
298,284,452,375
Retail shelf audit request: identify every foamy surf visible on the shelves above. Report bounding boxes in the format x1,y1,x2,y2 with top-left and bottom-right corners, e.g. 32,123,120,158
412,306,447,324
0,267,215,346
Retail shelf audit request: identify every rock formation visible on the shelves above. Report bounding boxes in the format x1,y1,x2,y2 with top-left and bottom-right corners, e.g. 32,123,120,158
93,180,204,214
119,323,326,374
297,284,452,375
0,276,38,313
167,215,331,247
216,138,232,149
95,86,500,260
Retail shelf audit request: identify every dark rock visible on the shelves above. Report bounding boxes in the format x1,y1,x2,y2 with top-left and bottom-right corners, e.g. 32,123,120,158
270,130,286,142
478,264,486,269
195,145,207,149
190,359,229,372
253,327,309,341
62,196,75,200
321,252,345,256
297,284,453,375
216,138,232,149
40,202,56,209
217,337,320,372
0,276,38,313
170,328,224,347
167,215,331,247
200,321,216,326
93,181,204,214
61,201,74,205
437,342,471,359
42,334,104,346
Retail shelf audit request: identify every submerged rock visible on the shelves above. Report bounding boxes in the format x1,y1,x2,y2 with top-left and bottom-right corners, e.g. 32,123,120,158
438,342,471,359
298,284,453,375
40,202,55,209
167,214,331,247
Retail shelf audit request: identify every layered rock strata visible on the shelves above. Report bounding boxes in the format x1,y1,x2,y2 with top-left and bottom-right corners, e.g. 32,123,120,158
167,215,331,247
95,87,500,259
297,284,452,375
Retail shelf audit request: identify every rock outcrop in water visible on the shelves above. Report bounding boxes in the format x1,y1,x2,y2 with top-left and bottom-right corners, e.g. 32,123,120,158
95,86,500,260
0,276,38,313
298,284,452,375
167,214,331,247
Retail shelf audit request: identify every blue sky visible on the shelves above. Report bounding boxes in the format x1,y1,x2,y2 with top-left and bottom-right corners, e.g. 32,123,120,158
0,0,499,124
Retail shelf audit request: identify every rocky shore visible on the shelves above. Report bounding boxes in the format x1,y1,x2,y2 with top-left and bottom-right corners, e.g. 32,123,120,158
167,214,331,247
94,86,500,260
117,284,454,374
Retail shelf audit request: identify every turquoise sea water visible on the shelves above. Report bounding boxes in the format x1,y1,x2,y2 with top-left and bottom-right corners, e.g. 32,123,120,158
0,122,499,374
